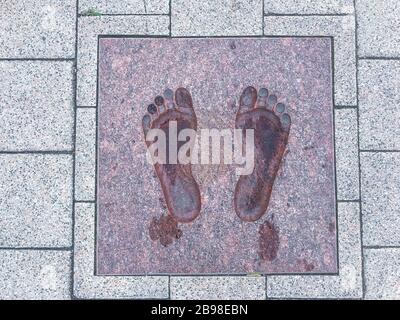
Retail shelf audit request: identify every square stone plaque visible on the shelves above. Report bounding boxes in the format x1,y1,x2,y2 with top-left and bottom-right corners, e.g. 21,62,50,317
96,37,337,275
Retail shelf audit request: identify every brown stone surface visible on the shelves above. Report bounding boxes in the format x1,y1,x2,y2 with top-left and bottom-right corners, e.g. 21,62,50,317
96,37,337,275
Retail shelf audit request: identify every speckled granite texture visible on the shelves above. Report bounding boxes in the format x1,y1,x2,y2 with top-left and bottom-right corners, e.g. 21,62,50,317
96,37,337,275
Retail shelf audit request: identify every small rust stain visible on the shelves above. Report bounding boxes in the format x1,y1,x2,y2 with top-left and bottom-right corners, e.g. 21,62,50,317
229,99,237,110
158,196,167,209
298,258,315,272
149,215,182,247
305,262,315,272
303,145,315,151
258,220,280,261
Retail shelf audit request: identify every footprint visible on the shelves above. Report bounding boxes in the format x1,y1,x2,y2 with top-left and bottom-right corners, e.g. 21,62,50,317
142,88,201,223
149,215,182,247
258,220,280,261
234,86,291,222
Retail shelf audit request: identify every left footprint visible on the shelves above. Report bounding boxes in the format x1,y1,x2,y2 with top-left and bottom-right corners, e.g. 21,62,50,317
142,87,201,223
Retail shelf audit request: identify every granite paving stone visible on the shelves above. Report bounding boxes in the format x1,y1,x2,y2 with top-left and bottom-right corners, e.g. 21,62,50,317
356,0,400,57
171,0,263,36
0,155,73,247
264,15,357,106
75,108,96,201
77,15,169,106
0,61,74,151
358,60,400,150
264,0,354,14
145,0,170,14
0,0,76,58
361,152,400,246
334,108,359,200
170,276,266,300
79,0,169,14
0,250,71,300
364,248,400,300
97,37,337,275
267,202,362,299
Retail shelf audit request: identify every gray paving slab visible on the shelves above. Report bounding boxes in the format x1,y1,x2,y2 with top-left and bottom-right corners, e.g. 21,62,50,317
266,202,362,299
361,152,400,246
170,276,266,300
358,60,400,150
356,0,400,57
77,15,170,106
0,155,73,247
145,0,169,14
364,248,400,300
171,0,263,36
334,108,359,200
264,0,354,14
75,108,96,201
0,0,76,58
73,202,169,299
0,250,71,300
264,15,357,106
0,61,74,151
79,0,169,14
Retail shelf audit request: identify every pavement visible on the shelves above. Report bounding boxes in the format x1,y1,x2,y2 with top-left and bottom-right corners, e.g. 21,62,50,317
0,0,399,300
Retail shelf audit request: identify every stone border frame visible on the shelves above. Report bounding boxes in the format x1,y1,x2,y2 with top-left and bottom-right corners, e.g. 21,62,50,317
73,13,362,299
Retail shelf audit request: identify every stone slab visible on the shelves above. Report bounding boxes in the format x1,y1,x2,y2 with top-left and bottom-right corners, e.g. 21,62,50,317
170,276,266,300
364,248,400,300
356,0,400,57
96,37,337,275
359,60,400,150
264,0,354,14
0,250,71,300
0,0,76,58
79,0,169,14
361,152,400,246
0,154,73,247
75,108,96,201
171,0,263,36
0,61,74,151
334,108,359,200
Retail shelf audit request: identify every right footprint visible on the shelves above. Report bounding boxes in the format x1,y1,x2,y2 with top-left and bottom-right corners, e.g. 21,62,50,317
234,86,291,222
